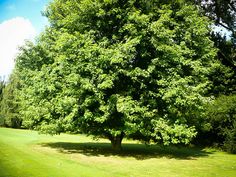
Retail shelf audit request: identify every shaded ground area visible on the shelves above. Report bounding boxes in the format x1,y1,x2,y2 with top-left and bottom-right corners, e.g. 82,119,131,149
41,142,212,160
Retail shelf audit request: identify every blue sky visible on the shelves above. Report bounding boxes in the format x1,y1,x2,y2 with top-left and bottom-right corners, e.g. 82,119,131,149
0,0,50,33
0,0,50,78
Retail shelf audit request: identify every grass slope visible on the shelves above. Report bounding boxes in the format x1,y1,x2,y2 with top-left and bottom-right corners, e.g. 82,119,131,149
0,127,236,177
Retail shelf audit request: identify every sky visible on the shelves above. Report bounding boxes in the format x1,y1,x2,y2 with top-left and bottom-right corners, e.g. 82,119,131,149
0,0,50,79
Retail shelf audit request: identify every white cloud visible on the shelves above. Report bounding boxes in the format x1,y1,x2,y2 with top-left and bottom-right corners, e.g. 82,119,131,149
0,17,36,78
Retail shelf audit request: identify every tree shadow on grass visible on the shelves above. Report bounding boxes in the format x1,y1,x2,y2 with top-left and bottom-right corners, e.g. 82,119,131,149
40,142,213,160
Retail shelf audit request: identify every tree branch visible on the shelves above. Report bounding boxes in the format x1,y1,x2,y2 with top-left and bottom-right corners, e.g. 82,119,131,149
217,22,234,33
228,2,236,13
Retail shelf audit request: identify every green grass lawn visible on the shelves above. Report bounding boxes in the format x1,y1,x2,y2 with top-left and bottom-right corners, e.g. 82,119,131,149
0,127,236,177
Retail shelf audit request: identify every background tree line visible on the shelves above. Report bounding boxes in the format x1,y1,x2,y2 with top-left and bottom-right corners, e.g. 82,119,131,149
0,0,235,152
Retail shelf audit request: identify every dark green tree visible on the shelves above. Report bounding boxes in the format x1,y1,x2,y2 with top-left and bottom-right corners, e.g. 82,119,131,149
0,72,21,128
195,0,235,36
0,78,5,126
0,78,5,102
187,1,236,150
206,94,236,153
192,0,236,94
17,0,221,150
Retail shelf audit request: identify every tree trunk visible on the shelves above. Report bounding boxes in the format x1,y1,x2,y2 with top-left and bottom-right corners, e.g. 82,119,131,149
109,134,124,151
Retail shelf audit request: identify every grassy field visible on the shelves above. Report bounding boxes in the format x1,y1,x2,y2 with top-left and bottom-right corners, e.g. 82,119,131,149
0,128,236,177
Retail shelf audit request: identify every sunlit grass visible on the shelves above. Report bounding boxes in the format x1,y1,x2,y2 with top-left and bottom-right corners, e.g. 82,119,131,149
0,127,236,177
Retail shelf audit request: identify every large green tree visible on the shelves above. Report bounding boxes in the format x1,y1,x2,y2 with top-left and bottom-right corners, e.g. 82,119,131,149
17,0,221,150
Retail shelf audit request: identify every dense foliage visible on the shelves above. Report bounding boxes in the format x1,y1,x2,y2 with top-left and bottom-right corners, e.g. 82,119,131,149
194,0,236,95
0,72,21,128
206,94,236,153
0,79,5,126
189,0,236,153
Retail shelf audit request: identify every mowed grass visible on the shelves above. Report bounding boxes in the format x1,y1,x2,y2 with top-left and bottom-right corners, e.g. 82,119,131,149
0,128,236,177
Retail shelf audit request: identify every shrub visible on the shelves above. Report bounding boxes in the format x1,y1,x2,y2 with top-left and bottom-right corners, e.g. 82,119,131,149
207,94,236,153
